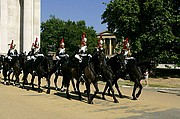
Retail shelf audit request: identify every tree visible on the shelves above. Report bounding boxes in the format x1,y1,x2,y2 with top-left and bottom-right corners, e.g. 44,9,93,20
41,15,97,56
102,0,180,64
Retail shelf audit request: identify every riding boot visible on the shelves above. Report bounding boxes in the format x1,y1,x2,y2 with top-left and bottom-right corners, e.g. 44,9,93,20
78,63,85,82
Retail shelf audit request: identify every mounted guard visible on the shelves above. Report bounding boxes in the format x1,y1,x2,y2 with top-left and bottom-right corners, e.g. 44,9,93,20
75,32,92,81
55,37,69,73
7,40,18,62
27,37,44,61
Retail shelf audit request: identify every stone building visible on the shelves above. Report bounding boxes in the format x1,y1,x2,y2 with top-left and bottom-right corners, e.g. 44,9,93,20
97,31,117,56
0,0,40,55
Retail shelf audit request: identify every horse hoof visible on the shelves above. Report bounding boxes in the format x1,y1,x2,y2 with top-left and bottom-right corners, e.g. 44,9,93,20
88,101,93,104
55,88,59,91
119,95,123,98
46,90,50,94
102,97,106,100
132,97,137,100
114,100,119,103
136,94,140,98
84,90,87,93
60,89,66,92
38,90,42,93
79,98,82,101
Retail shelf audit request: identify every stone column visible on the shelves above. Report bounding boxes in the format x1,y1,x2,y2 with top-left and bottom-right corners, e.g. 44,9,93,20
33,0,41,44
0,0,8,55
23,0,34,53
109,38,112,55
7,0,20,53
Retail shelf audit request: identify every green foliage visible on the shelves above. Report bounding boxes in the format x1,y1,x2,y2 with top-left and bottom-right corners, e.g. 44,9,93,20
102,0,180,64
41,15,97,56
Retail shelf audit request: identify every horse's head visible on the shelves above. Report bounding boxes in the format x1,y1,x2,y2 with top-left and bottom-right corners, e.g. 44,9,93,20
116,54,126,72
93,51,106,66
137,57,157,76
18,52,27,68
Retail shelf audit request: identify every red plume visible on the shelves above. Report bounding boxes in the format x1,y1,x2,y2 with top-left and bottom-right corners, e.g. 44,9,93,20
10,40,13,48
60,37,64,47
82,32,86,39
36,37,38,42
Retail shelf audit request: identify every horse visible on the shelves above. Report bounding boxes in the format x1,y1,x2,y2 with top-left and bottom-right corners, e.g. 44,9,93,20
60,55,90,101
103,53,126,98
90,51,119,103
0,55,4,73
105,55,155,100
50,56,77,92
21,54,52,94
69,51,118,104
2,55,21,85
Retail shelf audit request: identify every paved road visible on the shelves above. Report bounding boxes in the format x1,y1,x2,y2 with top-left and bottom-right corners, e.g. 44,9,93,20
0,78,180,119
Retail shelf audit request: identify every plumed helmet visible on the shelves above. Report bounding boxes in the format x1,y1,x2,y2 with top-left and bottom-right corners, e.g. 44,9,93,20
34,37,39,48
98,34,103,45
10,40,16,49
31,43,35,49
80,32,87,45
60,37,65,47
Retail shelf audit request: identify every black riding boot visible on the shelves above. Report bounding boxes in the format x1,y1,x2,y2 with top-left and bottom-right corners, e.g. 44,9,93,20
78,63,85,82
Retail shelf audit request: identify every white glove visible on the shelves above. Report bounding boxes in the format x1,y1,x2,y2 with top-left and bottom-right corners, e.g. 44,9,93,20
8,56,12,60
66,54,69,57
56,56,60,60
31,56,36,60
88,54,92,58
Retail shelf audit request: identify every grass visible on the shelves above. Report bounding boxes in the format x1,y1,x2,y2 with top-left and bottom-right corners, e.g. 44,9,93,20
116,78,180,88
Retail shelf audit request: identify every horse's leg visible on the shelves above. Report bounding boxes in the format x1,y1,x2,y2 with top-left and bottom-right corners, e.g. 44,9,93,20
107,80,119,103
132,82,138,100
76,80,82,101
46,75,50,94
102,83,109,100
65,77,71,99
21,73,28,89
136,80,143,98
13,72,20,86
85,82,91,104
114,80,123,98
7,70,13,84
54,73,59,91
3,67,8,84
31,75,35,90
37,76,42,93
71,78,77,92
90,82,99,104
107,78,116,96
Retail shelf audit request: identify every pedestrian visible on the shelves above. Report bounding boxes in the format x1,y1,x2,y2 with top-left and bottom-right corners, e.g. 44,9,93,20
144,69,149,87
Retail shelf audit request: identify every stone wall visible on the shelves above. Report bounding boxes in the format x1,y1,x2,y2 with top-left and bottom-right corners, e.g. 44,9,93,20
0,0,40,55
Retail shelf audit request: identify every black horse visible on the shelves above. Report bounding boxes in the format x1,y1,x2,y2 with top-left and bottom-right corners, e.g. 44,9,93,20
72,51,118,104
103,53,126,98
2,55,21,85
0,55,4,73
50,56,76,92
21,54,52,94
60,55,90,102
91,51,119,103
105,55,156,100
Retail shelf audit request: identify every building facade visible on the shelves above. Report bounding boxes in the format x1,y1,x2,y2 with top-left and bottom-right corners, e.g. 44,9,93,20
0,0,40,55
97,31,117,56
